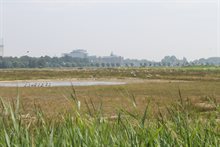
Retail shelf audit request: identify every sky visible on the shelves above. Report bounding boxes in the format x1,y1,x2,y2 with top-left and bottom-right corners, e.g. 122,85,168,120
0,0,220,61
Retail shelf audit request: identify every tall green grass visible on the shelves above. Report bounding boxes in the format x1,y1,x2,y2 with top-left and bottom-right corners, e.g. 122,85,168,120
0,91,219,147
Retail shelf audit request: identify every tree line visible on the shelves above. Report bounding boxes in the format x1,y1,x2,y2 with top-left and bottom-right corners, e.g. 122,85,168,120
0,56,90,68
0,55,219,68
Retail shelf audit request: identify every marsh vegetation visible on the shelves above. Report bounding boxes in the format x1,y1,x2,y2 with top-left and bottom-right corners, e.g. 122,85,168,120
0,67,219,146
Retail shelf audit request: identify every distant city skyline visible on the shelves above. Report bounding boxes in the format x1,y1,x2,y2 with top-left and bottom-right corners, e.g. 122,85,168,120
0,0,220,61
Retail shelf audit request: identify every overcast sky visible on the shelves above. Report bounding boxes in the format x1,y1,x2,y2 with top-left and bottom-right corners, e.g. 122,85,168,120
0,0,220,61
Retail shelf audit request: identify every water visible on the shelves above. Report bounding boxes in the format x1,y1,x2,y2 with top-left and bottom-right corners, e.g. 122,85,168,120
0,81,126,87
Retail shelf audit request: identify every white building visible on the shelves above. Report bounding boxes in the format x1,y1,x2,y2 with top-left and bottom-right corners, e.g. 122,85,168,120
64,49,88,58
63,50,124,65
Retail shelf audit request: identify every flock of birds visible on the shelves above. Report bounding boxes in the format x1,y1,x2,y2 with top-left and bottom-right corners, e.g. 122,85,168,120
24,82,52,87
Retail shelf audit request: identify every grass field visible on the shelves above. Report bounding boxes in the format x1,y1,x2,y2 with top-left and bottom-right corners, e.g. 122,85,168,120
0,81,220,117
1,66,220,81
0,67,220,146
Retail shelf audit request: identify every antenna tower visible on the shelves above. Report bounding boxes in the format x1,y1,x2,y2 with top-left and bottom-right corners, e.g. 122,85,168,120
0,38,4,57
0,0,4,57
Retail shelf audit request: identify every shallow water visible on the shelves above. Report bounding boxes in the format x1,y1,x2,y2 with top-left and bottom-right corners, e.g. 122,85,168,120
0,81,126,87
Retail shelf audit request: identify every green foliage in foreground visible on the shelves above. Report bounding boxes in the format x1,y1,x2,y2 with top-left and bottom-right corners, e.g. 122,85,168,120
0,95,219,147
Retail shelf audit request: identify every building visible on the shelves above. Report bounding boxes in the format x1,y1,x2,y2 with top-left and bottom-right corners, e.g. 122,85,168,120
100,52,123,64
64,49,88,58
63,50,124,66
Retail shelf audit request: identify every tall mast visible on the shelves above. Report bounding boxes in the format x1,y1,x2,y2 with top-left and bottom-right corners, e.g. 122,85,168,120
0,0,4,57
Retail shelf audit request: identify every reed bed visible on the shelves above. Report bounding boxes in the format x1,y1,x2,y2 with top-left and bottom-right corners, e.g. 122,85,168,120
0,89,219,147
